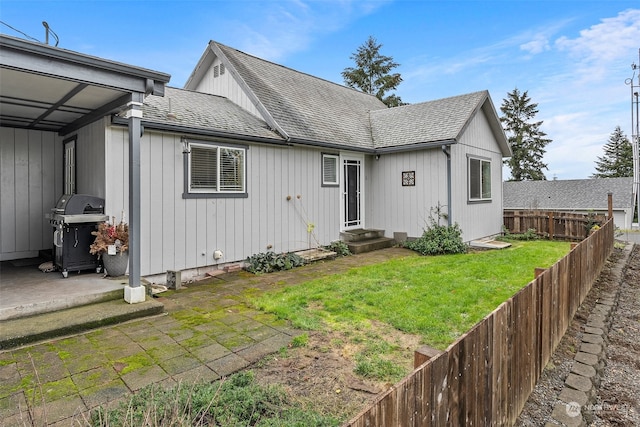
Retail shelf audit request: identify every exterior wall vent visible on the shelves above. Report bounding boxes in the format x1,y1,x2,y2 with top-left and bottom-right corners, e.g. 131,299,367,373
213,65,219,78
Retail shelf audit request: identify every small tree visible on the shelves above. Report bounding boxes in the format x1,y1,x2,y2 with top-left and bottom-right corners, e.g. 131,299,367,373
500,88,551,181
591,126,633,178
342,36,404,107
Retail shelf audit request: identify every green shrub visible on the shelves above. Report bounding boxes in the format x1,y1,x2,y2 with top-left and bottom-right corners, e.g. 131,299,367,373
91,371,338,426
404,206,466,255
324,240,351,257
500,227,538,241
245,251,306,274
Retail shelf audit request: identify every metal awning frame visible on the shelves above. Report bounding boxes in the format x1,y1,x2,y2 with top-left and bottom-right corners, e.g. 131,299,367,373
0,34,170,301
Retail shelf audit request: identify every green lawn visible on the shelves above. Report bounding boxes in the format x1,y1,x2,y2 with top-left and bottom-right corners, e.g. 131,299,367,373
253,240,570,350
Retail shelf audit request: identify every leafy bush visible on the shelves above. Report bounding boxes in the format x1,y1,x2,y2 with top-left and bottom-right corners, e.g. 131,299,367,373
324,240,351,257
404,205,466,255
245,251,306,274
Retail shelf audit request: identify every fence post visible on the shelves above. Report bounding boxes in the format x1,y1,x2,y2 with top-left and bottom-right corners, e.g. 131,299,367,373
548,212,554,240
534,267,546,278
414,345,443,368
608,193,613,219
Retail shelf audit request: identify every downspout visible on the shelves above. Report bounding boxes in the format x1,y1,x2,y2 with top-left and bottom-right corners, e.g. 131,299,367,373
442,145,452,225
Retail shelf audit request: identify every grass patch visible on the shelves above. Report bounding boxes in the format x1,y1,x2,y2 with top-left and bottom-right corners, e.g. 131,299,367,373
253,240,569,350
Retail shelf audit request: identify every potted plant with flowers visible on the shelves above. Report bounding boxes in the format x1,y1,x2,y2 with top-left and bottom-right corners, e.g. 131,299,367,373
90,213,129,277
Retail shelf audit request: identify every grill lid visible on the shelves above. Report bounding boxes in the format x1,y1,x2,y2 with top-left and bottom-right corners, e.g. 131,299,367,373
53,194,105,215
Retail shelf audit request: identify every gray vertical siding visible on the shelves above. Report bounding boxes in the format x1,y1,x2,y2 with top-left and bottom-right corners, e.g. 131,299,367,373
106,126,341,276
450,110,505,241
368,148,448,239
0,127,62,260
73,119,107,198
368,109,505,242
193,57,262,119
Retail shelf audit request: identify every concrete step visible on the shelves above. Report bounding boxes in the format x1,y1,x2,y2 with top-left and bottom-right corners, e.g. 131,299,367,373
0,298,165,350
340,229,385,242
346,237,395,254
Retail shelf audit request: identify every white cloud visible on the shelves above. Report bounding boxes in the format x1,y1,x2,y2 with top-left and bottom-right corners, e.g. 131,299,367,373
520,35,550,55
228,0,389,61
555,9,640,63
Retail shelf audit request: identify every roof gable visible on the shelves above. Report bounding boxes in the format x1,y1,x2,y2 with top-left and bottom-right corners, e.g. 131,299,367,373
183,40,509,155
371,91,510,155
186,41,386,149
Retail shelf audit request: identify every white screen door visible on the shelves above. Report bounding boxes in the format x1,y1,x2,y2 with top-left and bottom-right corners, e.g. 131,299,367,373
341,154,363,229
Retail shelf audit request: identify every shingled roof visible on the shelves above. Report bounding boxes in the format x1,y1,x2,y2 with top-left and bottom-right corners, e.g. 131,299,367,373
210,41,385,149
139,87,284,142
180,40,509,154
503,178,634,210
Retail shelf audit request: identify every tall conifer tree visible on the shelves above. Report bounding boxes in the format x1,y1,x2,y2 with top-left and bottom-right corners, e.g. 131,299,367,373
342,36,404,107
500,88,551,181
591,126,633,178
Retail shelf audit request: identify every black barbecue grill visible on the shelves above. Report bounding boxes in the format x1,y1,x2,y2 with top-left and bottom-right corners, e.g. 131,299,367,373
48,194,108,278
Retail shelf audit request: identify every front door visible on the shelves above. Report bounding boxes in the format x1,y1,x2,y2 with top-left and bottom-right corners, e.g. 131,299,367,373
341,154,364,230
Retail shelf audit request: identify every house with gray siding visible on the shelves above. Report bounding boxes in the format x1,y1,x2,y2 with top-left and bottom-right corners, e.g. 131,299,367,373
503,177,635,229
1,36,511,291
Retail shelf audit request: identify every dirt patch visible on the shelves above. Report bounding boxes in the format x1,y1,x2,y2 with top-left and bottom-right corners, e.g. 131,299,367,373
516,244,640,426
250,322,421,421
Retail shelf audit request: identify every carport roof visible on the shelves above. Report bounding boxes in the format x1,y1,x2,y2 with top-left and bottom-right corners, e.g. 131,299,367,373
0,34,170,135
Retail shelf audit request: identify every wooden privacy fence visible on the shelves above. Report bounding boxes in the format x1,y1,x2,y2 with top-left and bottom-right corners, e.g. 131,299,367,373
504,210,606,241
345,218,614,427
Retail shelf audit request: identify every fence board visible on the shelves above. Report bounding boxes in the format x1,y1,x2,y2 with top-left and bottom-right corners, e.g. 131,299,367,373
345,218,614,427
504,210,606,241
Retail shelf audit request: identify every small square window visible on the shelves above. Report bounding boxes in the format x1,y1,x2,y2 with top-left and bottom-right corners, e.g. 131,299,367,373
322,154,339,186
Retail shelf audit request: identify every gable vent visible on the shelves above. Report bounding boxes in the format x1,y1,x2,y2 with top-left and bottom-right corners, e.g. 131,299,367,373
213,64,225,78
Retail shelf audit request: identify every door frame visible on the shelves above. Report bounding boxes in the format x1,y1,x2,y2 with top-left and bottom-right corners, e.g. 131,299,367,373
340,152,365,231
63,136,76,195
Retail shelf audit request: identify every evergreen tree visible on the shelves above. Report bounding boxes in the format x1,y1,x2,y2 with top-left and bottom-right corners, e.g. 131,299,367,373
342,36,404,107
591,126,633,178
500,88,552,181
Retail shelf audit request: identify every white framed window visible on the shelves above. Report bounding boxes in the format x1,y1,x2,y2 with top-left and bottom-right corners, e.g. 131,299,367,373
468,156,492,201
322,153,339,186
186,142,246,197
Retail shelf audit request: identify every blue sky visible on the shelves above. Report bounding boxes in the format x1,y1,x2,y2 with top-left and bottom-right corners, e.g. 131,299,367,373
2,0,639,180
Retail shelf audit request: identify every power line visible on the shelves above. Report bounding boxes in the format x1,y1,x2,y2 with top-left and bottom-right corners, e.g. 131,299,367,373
0,20,40,43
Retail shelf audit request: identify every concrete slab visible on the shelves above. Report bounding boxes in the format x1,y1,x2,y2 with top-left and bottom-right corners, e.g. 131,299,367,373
469,238,512,249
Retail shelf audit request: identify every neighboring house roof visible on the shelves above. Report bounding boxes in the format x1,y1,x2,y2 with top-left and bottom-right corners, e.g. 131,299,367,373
137,87,284,143
503,178,634,210
182,40,510,155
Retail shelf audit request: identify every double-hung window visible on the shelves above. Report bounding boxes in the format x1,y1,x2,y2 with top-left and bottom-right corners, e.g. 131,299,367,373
468,156,491,202
186,141,247,198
